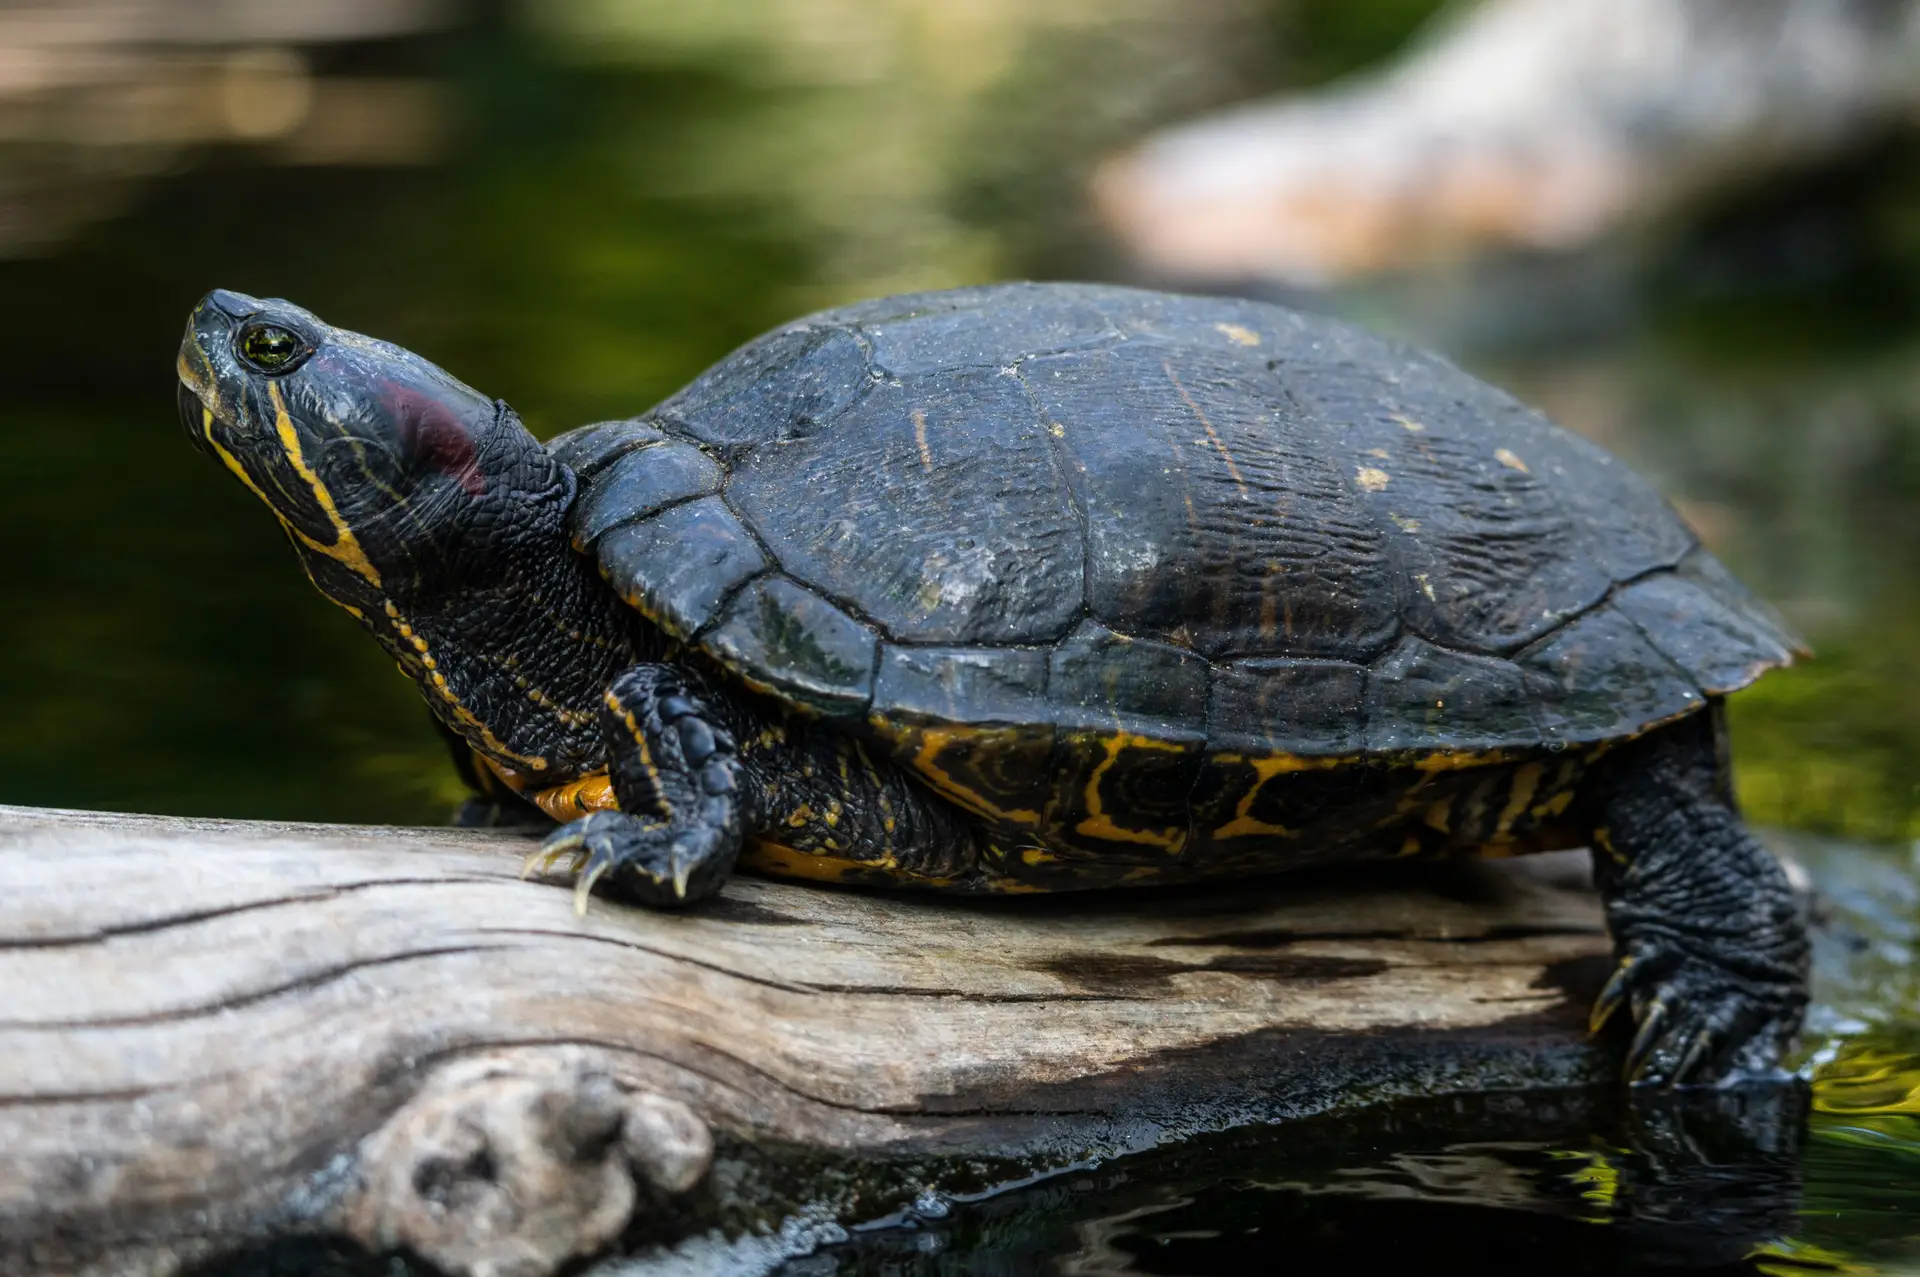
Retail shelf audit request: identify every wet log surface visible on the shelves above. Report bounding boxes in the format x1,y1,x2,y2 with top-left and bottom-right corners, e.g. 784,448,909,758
0,804,1616,1276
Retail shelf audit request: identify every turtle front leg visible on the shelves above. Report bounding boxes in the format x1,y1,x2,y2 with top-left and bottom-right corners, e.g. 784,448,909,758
537,664,745,908
1588,710,1809,1086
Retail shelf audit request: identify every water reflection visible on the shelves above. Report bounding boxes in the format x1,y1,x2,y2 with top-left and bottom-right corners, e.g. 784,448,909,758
790,1088,1813,1275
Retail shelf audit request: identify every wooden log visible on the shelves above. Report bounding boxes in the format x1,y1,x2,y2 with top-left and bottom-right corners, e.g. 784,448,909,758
0,804,1615,1276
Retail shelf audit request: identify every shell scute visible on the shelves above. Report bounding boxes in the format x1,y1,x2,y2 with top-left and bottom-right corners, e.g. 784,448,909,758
547,418,667,480
1518,606,1705,746
568,441,722,551
654,324,872,448
1364,637,1541,753
597,496,768,642
705,576,877,716
1614,555,1802,696
1209,658,1369,757
727,366,1081,644
1047,620,1210,737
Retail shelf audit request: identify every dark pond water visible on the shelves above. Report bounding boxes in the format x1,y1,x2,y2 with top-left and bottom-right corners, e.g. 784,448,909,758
2,3,1916,1272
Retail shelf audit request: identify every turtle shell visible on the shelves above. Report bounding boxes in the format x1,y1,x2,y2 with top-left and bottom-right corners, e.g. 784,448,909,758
549,283,1800,848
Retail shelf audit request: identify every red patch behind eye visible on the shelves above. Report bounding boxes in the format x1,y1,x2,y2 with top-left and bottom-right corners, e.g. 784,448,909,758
386,383,485,496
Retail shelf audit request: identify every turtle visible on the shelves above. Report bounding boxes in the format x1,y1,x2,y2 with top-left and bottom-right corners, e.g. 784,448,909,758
177,280,1808,1086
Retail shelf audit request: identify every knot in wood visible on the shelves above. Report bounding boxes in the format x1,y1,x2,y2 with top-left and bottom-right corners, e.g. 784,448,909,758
342,1048,712,1277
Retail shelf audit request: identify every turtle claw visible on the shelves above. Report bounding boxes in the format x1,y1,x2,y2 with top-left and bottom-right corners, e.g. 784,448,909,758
1625,997,1671,1084
521,836,588,882
530,810,731,910
1590,959,1633,1034
573,852,613,916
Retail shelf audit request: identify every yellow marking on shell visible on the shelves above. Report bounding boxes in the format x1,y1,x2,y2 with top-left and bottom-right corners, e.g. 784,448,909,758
1367,448,1390,460
1414,572,1436,600
1392,414,1426,433
1213,322,1260,346
1398,833,1423,857
1494,448,1529,473
892,723,1042,826
1074,734,1187,851
532,771,618,820
912,408,934,474
266,381,383,588
787,803,814,827
1391,514,1421,533
1594,825,1626,864
1424,797,1453,834
1355,465,1390,492
1494,762,1544,839
1048,421,1066,438
1163,358,1247,496
1209,753,1344,840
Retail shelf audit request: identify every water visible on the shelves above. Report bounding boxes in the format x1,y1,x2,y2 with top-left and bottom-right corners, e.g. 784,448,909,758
0,3,1915,1271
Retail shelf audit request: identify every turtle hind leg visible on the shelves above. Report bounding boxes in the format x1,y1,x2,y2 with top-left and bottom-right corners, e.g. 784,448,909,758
538,664,745,909
1588,708,1809,1086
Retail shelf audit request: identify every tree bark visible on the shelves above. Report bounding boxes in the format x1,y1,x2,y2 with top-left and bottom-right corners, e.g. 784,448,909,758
0,804,1614,1276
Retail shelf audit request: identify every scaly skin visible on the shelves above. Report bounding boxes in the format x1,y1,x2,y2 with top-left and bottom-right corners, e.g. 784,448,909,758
1587,711,1809,1086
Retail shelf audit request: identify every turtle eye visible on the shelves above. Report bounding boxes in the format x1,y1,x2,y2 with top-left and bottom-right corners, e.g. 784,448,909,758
236,322,307,374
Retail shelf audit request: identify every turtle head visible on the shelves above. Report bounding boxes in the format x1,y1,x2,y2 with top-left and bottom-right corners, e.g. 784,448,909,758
176,288,570,612
176,289,631,784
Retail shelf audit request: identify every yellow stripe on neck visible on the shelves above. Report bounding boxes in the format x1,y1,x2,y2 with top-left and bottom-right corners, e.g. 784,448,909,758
266,380,383,589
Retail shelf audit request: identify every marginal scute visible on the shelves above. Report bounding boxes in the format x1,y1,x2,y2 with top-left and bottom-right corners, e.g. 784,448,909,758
1519,606,1705,745
1365,637,1540,753
597,496,769,642
705,576,877,717
872,644,1047,725
1210,658,1368,756
1047,620,1210,735
1678,550,1806,657
653,324,872,448
546,418,668,480
870,644,1054,827
569,442,723,550
1614,567,1798,696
